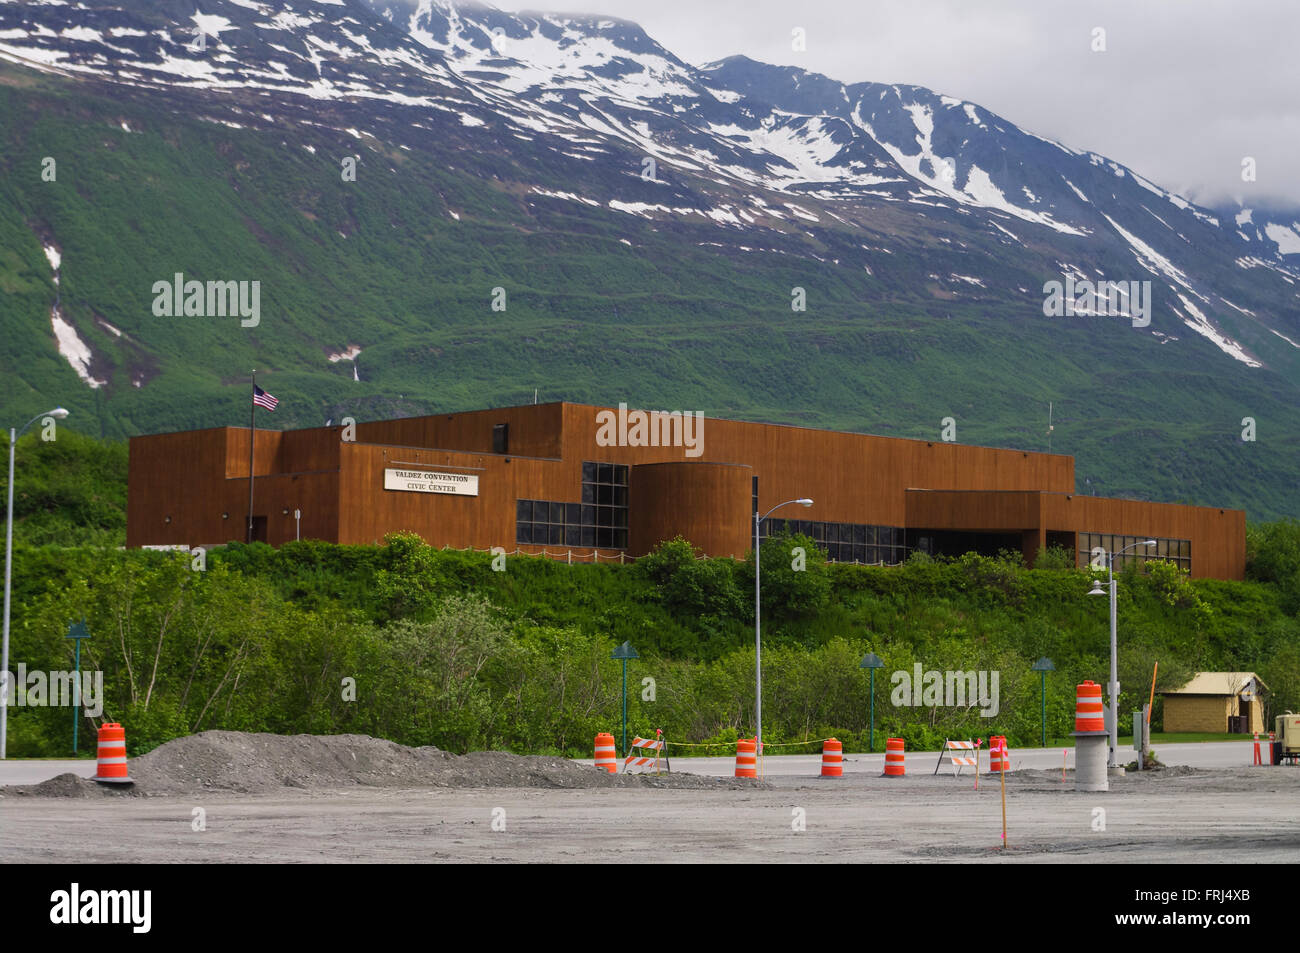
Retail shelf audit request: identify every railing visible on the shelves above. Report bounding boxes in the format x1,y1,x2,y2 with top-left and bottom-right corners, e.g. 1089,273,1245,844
442,545,902,567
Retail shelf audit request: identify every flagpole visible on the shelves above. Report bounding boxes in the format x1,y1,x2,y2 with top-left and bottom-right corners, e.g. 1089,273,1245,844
247,369,256,543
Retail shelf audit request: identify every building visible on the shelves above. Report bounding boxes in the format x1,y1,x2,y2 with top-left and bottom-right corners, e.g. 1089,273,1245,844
126,401,1247,579
1161,672,1268,733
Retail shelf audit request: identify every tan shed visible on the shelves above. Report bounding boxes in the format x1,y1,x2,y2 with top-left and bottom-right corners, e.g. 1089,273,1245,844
1161,672,1268,734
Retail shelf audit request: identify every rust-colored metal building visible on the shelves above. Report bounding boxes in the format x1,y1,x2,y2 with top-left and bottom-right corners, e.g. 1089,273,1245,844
126,401,1246,579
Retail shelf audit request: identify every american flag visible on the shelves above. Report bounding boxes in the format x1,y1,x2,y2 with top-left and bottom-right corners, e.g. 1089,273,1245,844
252,385,278,411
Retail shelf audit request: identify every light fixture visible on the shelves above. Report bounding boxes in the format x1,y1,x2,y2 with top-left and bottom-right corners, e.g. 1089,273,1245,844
164,516,171,524
222,512,229,520
1088,580,1105,596
48,407,70,419
796,498,813,506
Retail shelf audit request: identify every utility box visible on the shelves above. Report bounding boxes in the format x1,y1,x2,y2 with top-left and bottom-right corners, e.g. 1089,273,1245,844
1276,713,1300,764
1132,709,1150,749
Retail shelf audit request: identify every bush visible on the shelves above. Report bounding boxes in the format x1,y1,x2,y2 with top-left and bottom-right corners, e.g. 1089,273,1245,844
1247,520,1300,613
746,532,831,621
1034,544,1075,570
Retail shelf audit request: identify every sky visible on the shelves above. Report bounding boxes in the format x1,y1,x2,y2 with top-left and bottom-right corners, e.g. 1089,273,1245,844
511,0,1300,209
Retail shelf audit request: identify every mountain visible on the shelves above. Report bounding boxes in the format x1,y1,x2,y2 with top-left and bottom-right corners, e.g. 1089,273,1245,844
0,0,1297,518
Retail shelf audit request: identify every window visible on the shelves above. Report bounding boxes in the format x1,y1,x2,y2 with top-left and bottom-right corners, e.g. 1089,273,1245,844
758,518,908,565
514,462,631,550
1076,533,1191,573
492,423,508,454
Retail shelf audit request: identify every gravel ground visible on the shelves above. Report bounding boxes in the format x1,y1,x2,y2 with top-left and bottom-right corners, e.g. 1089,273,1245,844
2,732,1296,863
0,731,760,798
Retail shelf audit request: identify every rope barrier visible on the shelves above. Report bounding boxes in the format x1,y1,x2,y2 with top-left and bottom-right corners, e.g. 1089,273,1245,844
666,737,834,748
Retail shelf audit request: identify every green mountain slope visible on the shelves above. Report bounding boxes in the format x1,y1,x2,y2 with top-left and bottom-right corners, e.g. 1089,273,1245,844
1,64,1297,517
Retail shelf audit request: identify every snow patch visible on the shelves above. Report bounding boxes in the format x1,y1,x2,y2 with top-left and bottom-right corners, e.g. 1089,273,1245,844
51,309,106,388
1264,222,1300,255
328,345,362,363
1175,294,1261,368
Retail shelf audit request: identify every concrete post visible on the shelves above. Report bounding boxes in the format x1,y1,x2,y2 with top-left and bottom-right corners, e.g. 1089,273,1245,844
1074,732,1109,792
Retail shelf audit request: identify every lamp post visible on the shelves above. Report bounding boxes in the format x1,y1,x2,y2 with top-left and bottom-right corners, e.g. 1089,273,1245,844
754,497,812,768
610,641,639,758
859,652,884,751
66,619,90,755
1031,656,1055,748
1088,539,1155,769
3,407,70,759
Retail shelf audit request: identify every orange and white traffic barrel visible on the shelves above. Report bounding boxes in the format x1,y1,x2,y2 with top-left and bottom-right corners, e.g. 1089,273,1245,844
735,738,758,778
594,732,617,773
988,735,1009,773
884,737,905,776
821,738,843,777
92,723,132,784
1075,681,1105,732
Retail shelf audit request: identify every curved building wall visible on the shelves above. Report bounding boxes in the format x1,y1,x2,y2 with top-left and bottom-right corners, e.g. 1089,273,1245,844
629,462,752,558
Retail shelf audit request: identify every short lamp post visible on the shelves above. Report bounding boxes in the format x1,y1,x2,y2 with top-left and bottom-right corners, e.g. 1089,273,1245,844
3,406,70,760
66,619,90,755
755,497,813,766
610,641,639,758
859,652,885,751
1030,656,1055,748
1088,540,1156,769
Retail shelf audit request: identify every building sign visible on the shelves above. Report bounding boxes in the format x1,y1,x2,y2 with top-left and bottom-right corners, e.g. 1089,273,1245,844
383,468,479,496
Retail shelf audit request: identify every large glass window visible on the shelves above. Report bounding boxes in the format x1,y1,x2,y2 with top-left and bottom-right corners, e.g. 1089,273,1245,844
759,517,908,565
515,461,630,550
1076,533,1191,573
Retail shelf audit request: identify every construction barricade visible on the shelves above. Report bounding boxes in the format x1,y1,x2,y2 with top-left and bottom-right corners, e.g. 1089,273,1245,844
623,731,670,775
884,737,905,776
594,732,617,773
934,739,978,776
1075,681,1105,732
821,738,843,777
988,735,1010,773
93,723,132,784
735,738,758,778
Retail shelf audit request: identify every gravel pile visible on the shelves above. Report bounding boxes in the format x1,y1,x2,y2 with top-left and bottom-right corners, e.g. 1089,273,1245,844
1,731,764,797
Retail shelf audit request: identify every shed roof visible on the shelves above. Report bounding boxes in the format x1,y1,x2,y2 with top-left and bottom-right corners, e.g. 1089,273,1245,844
1162,672,1268,696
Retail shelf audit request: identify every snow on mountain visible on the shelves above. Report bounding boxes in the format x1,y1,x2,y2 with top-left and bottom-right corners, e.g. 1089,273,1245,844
1,0,1297,371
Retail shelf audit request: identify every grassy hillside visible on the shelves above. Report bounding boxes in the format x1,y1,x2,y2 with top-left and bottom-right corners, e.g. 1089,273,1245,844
1,65,1298,518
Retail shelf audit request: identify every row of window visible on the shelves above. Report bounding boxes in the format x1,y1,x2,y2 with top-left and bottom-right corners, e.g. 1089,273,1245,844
1076,533,1191,571
517,499,629,549
761,518,909,566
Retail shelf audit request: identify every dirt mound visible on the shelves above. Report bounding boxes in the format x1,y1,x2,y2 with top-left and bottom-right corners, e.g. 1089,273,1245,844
127,731,452,795
4,772,138,799
2,732,766,797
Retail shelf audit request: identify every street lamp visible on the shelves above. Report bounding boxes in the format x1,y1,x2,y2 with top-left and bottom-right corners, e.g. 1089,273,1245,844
610,641,639,758
755,497,812,769
859,652,885,751
1030,656,1055,748
1088,539,1155,769
3,407,70,759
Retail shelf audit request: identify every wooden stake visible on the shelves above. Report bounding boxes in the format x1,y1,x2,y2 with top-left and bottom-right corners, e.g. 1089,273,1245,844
1148,662,1158,723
